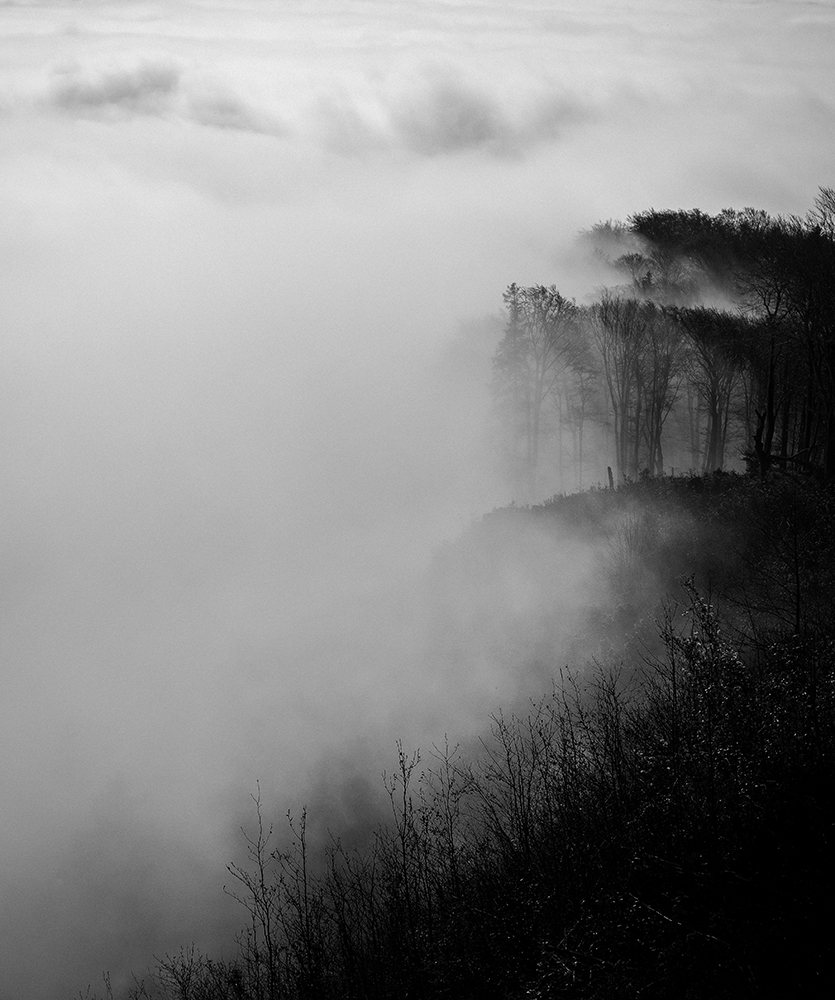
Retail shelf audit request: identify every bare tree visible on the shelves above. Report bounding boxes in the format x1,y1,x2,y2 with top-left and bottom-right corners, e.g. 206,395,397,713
589,294,648,480
639,308,685,475
492,284,581,496
674,308,745,472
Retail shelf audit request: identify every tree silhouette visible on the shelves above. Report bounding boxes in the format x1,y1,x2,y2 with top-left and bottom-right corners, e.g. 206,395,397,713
492,284,582,496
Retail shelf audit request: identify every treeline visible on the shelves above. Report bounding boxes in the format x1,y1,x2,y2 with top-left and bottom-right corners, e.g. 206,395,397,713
85,473,835,1000
492,188,835,496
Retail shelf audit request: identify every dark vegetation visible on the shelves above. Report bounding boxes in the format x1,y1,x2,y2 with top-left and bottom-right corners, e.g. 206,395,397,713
84,473,835,1000
492,188,835,497
83,192,835,998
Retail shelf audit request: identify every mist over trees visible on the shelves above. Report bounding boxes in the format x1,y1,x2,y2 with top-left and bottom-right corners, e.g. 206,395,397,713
491,284,584,496
491,188,835,495
81,190,835,999
84,474,835,1000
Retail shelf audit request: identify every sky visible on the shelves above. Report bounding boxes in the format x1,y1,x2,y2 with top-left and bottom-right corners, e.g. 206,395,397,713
1,1,833,997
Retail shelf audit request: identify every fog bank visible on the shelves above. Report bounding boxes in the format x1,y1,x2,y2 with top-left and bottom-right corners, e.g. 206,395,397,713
1,2,833,996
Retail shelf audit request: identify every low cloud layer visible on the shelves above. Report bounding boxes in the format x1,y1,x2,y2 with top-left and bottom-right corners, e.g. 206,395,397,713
45,57,287,134
388,71,585,156
50,59,183,116
3,0,827,168
39,53,586,157
1,2,834,998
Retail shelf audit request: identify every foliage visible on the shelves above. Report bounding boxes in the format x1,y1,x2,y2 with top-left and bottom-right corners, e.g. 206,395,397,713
494,188,835,492
89,475,835,999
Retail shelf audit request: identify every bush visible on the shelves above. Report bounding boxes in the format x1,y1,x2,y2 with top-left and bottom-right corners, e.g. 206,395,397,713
88,475,835,999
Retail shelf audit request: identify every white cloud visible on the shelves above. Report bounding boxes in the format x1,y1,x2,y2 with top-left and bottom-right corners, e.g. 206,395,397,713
2,3,835,998
35,48,588,156
42,55,289,134
49,58,183,116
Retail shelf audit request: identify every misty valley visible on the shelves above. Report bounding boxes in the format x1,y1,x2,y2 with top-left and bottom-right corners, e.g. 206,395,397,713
3,4,834,999
78,194,835,1000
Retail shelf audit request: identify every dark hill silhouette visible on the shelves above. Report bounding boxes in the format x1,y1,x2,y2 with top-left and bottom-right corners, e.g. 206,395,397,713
87,472,835,999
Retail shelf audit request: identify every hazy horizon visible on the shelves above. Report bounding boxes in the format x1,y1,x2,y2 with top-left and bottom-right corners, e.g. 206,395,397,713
1,2,833,996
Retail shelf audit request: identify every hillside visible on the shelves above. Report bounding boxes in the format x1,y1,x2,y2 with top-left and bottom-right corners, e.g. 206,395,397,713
88,471,835,1000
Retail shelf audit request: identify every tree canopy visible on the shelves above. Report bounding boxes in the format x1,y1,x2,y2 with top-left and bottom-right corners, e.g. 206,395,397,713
492,188,835,493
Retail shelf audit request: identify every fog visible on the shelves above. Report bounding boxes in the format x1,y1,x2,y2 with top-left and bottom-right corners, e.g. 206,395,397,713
1,2,833,996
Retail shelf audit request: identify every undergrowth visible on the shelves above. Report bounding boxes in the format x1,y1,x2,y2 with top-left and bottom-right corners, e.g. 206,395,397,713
83,475,835,999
